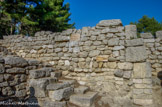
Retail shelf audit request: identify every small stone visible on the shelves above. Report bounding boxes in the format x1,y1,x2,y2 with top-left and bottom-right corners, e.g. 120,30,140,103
89,50,100,57
114,69,123,77
15,90,26,97
123,71,132,79
108,38,119,46
6,68,25,74
0,64,5,73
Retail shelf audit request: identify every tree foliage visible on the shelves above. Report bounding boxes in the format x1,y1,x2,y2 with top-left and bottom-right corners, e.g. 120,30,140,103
0,0,74,36
130,15,162,36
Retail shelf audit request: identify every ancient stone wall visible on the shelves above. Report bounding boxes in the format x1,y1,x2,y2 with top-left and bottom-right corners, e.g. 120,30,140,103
0,19,162,106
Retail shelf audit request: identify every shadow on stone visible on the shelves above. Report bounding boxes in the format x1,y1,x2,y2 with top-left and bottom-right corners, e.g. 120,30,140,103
26,87,40,107
157,71,162,86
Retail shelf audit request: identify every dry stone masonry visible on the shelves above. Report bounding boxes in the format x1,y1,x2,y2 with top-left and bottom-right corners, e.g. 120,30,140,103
0,19,162,107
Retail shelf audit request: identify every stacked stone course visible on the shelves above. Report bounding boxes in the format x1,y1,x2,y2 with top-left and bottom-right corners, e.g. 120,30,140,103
0,19,162,107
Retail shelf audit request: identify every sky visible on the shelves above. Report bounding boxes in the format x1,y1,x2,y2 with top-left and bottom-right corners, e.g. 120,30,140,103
64,0,162,29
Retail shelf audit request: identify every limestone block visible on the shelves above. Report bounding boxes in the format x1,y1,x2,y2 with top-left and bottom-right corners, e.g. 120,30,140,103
49,87,73,101
79,51,88,58
93,41,102,46
123,71,132,79
156,31,162,39
133,62,152,78
125,38,143,46
97,19,122,27
114,69,123,77
133,99,153,106
2,87,14,96
82,27,89,35
140,33,153,39
5,56,28,67
29,79,49,98
0,64,5,73
144,39,155,43
70,92,98,107
96,55,108,62
113,46,125,51
43,101,66,107
125,25,137,39
55,36,70,42
118,62,133,70
101,28,110,33
74,86,89,94
6,68,25,74
108,38,119,46
126,46,147,62
89,50,100,57
15,89,26,97
0,75,4,82
107,62,117,69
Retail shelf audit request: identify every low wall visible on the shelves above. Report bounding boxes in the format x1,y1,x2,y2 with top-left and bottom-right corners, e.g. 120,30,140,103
0,19,162,106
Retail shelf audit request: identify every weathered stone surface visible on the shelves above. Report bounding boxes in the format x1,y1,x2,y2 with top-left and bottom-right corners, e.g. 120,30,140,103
49,87,73,101
118,62,133,70
0,64,5,73
46,82,70,90
2,87,14,96
126,46,147,62
108,38,119,46
29,67,53,79
70,92,98,107
0,81,8,87
27,59,39,66
96,55,108,62
107,62,117,69
74,86,89,94
15,90,26,97
89,50,100,57
0,56,4,63
133,99,153,106
0,75,4,82
123,71,132,79
82,27,89,34
133,62,152,78
29,79,49,98
70,33,80,41
5,56,28,67
114,69,123,77
51,71,62,78
156,31,162,39
144,39,155,43
97,19,122,27
55,36,70,42
79,51,88,58
43,101,66,107
140,33,153,39
125,25,137,39
125,38,143,46
15,83,26,90
6,68,25,74
113,46,125,51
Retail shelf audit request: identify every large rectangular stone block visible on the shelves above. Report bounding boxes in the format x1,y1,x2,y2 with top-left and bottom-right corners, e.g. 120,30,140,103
126,46,148,62
125,25,137,39
133,62,152,78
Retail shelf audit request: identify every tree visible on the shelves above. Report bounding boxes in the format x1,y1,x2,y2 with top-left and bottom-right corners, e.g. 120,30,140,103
31,0,74,32
0,0,38,36
130,15,162,36
0,0,74,36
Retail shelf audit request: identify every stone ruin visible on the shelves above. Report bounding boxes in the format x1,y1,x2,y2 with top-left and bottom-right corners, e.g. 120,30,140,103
0,19,162,107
